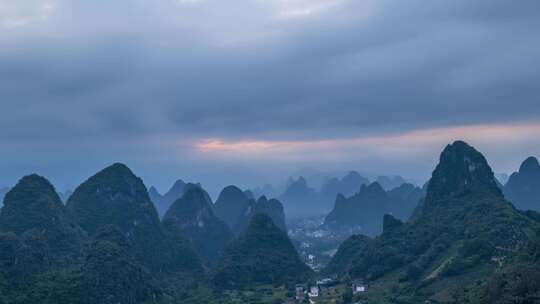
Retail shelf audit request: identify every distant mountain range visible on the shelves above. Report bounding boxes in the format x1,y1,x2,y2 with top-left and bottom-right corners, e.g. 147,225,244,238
375,175,407,191
504,156,540,211
0,187,9,207
323,182,424,236
252,171,412,219
149,179,203,218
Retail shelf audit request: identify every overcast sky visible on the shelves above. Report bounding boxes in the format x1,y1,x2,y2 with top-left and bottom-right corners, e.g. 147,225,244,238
1,0,539,196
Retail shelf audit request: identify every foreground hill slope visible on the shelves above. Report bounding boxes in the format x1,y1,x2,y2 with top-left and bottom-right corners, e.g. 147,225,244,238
326,141,539,303
213,213,312,289
29,225,162,304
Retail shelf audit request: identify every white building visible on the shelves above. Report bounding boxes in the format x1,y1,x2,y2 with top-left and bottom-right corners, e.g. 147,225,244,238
352,281,367,294
308,286,319,297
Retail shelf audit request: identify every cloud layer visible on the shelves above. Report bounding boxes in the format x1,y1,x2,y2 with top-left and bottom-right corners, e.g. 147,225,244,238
1,0,539,194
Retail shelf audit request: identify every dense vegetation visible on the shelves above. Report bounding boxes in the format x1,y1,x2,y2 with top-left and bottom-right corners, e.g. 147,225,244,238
1,141,539,303
325,141,540,303
0,174,83,260
0,163,306,303
162,186,234,266
213,213,313,289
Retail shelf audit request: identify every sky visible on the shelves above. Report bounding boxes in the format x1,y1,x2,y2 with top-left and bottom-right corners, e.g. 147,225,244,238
1,0,540,197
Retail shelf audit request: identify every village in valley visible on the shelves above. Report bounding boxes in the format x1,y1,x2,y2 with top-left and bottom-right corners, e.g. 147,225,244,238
287,216,363,271
220,277,369,304
292,278,368,304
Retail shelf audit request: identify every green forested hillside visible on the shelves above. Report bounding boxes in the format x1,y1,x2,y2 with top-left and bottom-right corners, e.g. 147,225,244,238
213,213,313,289
325,141,540,303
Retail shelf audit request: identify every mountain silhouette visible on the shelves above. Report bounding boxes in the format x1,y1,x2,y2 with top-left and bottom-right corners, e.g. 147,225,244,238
504,156,540,211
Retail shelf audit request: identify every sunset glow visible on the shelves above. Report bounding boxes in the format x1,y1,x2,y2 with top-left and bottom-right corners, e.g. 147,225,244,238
196,122,540,158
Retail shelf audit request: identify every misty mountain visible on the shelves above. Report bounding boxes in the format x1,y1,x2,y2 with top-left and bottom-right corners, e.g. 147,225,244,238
323,181,424,236
376,175,407,191
233,195,287,234
213,185,252,230
149,179,203,218
162,186,234,266
326,141,540,302
57,190,73,203
214,186,286,235
495,172,509,185
255,171,410,219
504,156,540,211
320,171,370,199
243,190,255,199
0,187,10,207
213,213,312,289
251,184,278,200
278,176,328,218
323,182,391,236
387,183,425,220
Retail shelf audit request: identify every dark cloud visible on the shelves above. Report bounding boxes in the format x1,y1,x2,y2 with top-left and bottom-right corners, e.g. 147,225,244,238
1,0,539,194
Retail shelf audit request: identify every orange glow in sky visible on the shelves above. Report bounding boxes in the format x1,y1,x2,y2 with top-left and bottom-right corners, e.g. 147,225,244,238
195,122,540,161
